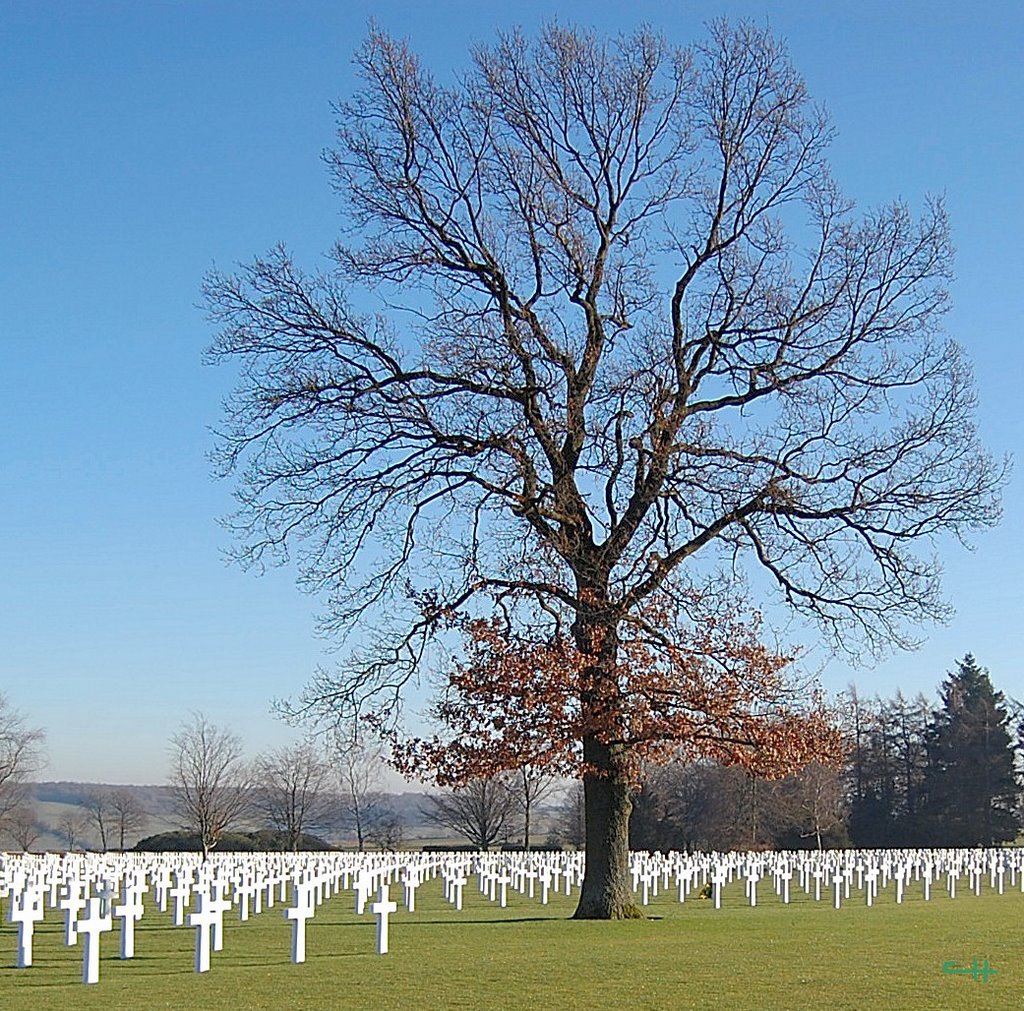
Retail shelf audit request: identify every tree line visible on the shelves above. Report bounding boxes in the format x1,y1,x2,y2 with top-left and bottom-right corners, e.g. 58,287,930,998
166,714,563,856
2,652,1018,854
0,706,558,855
0,705,406,854
625,655,1021,852
163,653,1023,856
166,714,408,857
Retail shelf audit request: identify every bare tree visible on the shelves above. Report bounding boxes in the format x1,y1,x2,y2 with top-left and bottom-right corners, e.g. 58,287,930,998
334,736,390,852
84,789,111,850
0,694,45,831
508,765,560,849
109,789,147,852
553,782,586,849
629,761,688,852
423,774,516,849
206,22,1004,917
5,805,41,852
367,811,404,851
57,809,93,852
252,742,331,850
779,760,847,850
169,713,250,859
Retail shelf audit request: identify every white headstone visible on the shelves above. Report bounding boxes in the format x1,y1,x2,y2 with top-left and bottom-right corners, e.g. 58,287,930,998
9,888,44,969
371,884,398,955
286,882,315,964
284,885,311,962
113,888,145,959
77,896,113,985
59,880,86,946
450,873,467,911
169,873,191,927
187,891,219,974
209,881,232,953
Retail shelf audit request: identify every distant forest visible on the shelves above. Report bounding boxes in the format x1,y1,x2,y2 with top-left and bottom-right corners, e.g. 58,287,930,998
624,655,1021,852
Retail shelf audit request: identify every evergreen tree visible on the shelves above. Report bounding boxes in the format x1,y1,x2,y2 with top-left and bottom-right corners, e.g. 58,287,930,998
922,656,1019,846
846,689,893,847
887,692,931,844
847,693,916,847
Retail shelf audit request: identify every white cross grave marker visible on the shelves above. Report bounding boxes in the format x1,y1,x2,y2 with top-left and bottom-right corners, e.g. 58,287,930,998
113,888,145,959
286,881,315,964
170,873,191,927
78,896,113,984
96,878,118,917
450,872,467,911
58,880,86,946
371,884,398,955
354,870,371,915
187,891,219,973
209,880,232,953
539,867,551,905
10,888,44,968
496,871,511,908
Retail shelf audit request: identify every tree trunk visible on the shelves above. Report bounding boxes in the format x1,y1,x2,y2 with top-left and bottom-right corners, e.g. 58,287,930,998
573,735,643,919
570,589,640,919
354,800,365,852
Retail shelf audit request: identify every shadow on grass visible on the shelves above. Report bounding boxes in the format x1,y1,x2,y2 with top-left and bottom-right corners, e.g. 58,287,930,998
315,915,560,928
392,914,663,925
3,959,308,986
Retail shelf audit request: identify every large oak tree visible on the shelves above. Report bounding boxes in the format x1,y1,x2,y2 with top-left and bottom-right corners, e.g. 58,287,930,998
206,21,1003,917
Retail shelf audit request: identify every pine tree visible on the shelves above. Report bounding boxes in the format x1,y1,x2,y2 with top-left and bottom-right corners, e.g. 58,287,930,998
922,655,1019,846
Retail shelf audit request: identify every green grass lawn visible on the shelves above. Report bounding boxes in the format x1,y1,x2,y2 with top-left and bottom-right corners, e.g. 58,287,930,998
2,869,1020,1009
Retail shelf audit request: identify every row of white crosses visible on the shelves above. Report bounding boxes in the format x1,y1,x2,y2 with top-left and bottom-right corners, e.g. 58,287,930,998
0,851,411,981
5,846,1024,983
4,864,142,984
627,846,1024,911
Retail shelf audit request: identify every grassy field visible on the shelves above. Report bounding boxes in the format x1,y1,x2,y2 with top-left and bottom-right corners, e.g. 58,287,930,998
2,869,1020,1009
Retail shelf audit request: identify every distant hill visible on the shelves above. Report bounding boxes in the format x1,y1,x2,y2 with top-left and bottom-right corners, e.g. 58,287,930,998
20,782,449,853
13,782,564,853
33,781,178,816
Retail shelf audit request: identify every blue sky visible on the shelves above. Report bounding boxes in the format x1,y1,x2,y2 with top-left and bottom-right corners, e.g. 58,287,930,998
2,1,1022,784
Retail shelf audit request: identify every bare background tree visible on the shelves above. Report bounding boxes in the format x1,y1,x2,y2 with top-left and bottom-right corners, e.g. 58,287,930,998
109,788,147,852
334,735,391,852
252,741,331,850
169,712,250,858
0,694,45,835
553,782,586,849
423,774,517,849
628,761,696,852
509,765,561,850
57,809,92,852
366,810,404,851
84,787,146,851
84,789,111,851
206,21,1004,917
778,760,846,850
5,805,42,852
